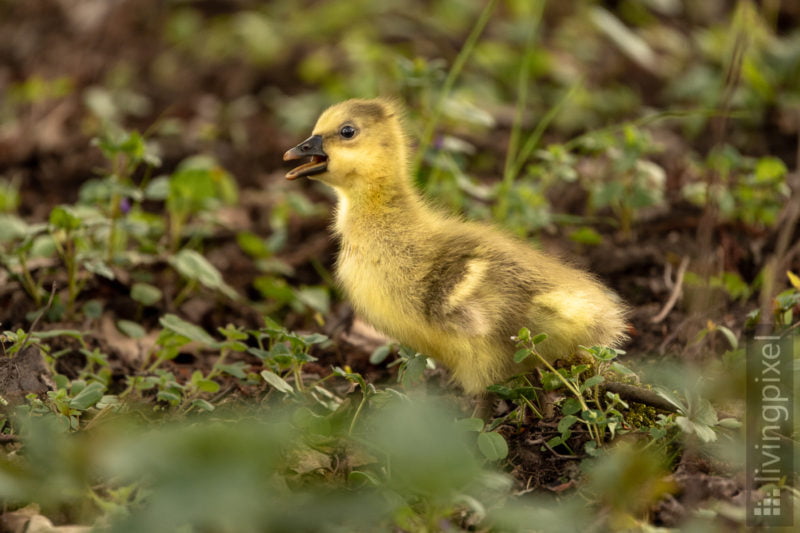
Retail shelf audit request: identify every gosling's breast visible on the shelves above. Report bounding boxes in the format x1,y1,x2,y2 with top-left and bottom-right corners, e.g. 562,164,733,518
336,238,422,325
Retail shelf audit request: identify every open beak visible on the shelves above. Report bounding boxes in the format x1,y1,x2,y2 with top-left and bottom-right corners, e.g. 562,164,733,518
283,134,328,180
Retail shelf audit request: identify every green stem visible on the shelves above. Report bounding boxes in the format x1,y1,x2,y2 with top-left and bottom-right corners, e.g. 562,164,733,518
292,363,305,393
529,346,586,409
107,193,120,263
412,0,498,174
527,342,596,445
172,279,196,308
348,389,369,435
169,214,184,253
495,84,578,221
510,83,577,180
65,235,77,317
502,1,545,183
206,349,229,381
17,253,41,306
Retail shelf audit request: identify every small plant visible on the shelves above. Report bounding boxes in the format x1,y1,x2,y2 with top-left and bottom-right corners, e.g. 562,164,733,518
511,327,632,453
163,155,238,252
90,129,161,262
653,387,740,443
745,270,800,330
682,146,789,228
575,125,666,237
248,316,328,393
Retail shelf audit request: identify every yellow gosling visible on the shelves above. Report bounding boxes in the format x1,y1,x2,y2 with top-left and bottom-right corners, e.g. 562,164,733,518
284,98,627,395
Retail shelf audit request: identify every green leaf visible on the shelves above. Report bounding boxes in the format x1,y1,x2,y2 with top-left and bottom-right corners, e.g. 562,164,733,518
218,325,248,341
295,286,330,314
167,156,238,215
144,176,170,200
69,382,106,410
0,214,29,242
196,379,220,393
717,418,741,429
531,332,548,345
541,370,567,391
83,260,115,280
401,353,428,386
691,397,719,427
455,417,485,433
581,409,602,423
561,398,582,416
49,205,82,231
247,347,271,360
117,320,146,339
716,326,738,350
545,435,564,448
261,370,294,394
557,414,579,434
583,375,605,389
675,416,717,442
569,226,603,246
754,156,787,183
477,431,508,461
332,366,367,389
169,249,238,300
301,332,328,345
70,379,86,395
223,341,248,353
485,384,517,399
97,395,120,409
581,345,621,361
191,371,220,393
370,345,391,365
254,276,295,305
610,362,634,375
218,362,249,379
787,271,800,290
191,399,215,412
157,390,182,404
81,299,103,319
513,348,530,363
237,231,271,259
131,283,163,306
159,313,218,346
584,440,600,457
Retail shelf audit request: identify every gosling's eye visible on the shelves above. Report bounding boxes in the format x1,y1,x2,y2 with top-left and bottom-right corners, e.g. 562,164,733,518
339,125,357,139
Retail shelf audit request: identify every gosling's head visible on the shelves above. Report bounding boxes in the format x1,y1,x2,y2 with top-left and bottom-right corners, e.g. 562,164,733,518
283,98,409,192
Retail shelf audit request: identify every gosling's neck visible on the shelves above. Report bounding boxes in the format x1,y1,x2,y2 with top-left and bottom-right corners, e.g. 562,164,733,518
332,172,427,239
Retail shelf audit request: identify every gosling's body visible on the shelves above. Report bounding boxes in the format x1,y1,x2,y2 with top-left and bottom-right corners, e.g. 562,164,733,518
284,98,627,394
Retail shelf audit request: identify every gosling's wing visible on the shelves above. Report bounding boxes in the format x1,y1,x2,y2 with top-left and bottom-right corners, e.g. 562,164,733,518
417,232,538,338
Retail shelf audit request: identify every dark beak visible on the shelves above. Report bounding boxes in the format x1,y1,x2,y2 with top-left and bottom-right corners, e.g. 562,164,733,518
283,134,328,180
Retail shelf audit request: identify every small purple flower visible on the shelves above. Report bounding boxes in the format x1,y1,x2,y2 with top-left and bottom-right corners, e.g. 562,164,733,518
119,197,131,214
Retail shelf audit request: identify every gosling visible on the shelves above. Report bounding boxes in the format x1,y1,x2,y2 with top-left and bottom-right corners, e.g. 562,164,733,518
283,98,627,395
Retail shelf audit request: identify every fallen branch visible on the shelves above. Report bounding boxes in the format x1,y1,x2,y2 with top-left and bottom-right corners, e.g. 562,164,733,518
603,382,678,412
651,256,689,324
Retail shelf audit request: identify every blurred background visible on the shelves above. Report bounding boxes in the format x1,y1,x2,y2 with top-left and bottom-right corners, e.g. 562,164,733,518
1,0,799,531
